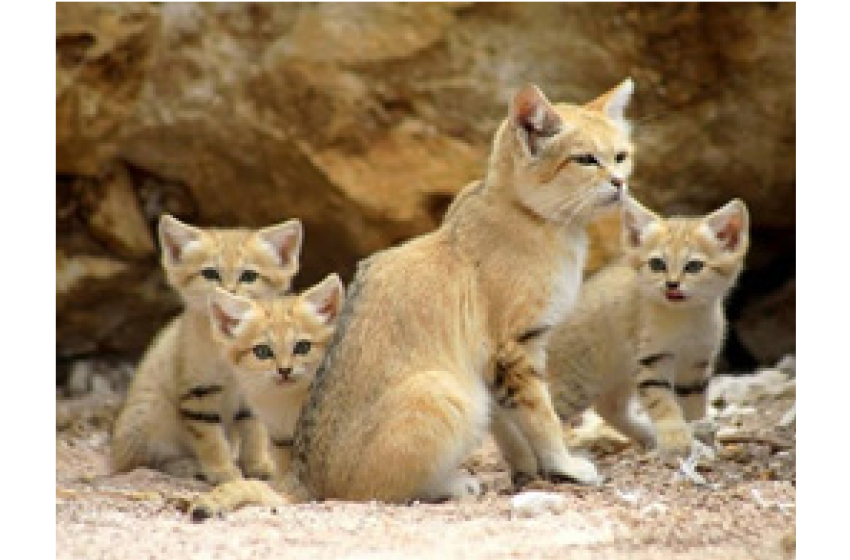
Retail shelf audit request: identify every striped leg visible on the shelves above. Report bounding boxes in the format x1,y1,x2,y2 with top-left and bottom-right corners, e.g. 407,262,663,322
634,353,692,459
675,361,712,422
178,384,241,484
490,340,599,485
233,406,276,481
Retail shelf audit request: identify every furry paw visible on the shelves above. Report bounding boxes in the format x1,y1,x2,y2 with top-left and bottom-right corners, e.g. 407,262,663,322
541,455,602,486
655,423,695,462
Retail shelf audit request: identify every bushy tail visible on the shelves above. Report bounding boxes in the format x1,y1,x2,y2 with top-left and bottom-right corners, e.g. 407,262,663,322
188,472,312,522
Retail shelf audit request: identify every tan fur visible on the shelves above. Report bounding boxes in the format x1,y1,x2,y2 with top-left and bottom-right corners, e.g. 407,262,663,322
206,275,344,475
110,216,302,484
546,197,750,463
188,80,636,518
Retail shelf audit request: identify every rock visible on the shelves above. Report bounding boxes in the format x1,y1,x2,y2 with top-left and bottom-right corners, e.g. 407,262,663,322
56,3,795,362
737,280,796,366
510,491,567,517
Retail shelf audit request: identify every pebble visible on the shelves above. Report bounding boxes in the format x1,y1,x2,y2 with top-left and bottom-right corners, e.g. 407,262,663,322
510,491,567,517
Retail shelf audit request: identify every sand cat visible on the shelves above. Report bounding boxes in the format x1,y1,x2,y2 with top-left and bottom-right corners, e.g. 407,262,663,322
546,197,749,462
189,79,635,518
110,215,302,484
206,275,344,476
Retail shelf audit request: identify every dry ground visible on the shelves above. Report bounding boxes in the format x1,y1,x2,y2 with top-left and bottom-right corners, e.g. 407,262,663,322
56,372,795,559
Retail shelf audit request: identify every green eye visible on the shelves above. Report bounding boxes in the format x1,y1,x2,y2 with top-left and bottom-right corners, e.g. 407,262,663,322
293,340,312,356
684,260,705,274
253,344,274,360
571,154,599,166
648,257,667,272
615,152,628,163
240,270,259,283
201,268,220,281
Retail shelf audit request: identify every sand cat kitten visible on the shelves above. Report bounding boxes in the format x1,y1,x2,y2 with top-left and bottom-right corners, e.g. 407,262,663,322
110,215,302,484
206,275,344,476
189,79,635,517
546,197,749,462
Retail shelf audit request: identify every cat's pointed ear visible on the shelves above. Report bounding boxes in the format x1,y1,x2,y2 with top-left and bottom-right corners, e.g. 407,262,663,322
208,288,255,340
585,78,634,132
301,274,345,325
622,197,661,249
257,219,303,268
158,214,203,264
702,199,749,253
511,84,564,157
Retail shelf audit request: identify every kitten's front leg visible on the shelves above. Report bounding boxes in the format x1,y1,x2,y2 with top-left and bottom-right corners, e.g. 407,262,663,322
634,353,692,460
234,406,276,481
490,409,538,487
269,436,295,479
489,341,600,486
178,384,242,484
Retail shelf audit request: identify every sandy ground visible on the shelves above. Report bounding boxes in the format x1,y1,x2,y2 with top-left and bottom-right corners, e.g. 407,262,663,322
56,373,795,559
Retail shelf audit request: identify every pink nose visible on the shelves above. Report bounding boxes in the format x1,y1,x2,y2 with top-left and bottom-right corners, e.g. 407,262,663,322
611,177,624,189
278,367,292,378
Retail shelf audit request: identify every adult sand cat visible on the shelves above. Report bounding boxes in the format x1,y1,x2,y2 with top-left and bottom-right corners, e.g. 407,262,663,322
206,275,344,476
546,197,749,462
110,215,302,484
190,80,634,517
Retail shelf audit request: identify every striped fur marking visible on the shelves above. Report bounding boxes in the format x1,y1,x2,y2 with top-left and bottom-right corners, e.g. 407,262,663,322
674,379,709,396
233,408,253,422
273,437,295,448
637,379,673,391
638,352,674,367
179,384,223,401
516,325,551,344
179,409,222,424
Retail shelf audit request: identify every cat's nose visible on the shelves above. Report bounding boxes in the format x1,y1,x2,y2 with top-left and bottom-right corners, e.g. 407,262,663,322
278,367,292,379
665,281,680,290
610,177,624,189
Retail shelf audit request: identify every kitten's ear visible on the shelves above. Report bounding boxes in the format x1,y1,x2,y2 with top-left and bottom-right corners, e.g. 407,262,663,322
702,199,750,253
511,84,564,157
585,78,634,131
622,197,661,249
158,214,203,264
257,219,303,267
207,288,255,340
301,274,345,325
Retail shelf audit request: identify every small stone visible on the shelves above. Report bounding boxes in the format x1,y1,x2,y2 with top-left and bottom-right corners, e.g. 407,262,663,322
510,491,567,517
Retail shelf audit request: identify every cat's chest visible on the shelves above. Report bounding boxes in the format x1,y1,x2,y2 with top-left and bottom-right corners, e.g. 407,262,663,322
537,237,586,327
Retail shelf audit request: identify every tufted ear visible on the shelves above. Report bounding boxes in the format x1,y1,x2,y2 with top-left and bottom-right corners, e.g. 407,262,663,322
510,84,565,157
300,274,345,325
158,214,202,264
703,199,750,253
208,288,255,340
585,78,634,132
257,219,303,267
621,196,661,249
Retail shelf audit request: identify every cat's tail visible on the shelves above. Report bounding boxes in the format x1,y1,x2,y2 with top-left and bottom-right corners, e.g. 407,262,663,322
188,471,313,522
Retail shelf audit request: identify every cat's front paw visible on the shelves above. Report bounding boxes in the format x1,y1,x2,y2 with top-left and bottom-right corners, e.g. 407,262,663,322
541,455,602,486
655,423,694,462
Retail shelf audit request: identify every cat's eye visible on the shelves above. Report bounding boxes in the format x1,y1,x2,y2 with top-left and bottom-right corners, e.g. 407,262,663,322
201,268,221,281
615,152,628,163
648,257,667,272
253,344,274,360
684,260,705,274
293,340,312,356
240,270,259,283
571,154,600,167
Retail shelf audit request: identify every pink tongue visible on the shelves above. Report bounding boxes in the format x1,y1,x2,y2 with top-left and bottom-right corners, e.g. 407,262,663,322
666,290,685,301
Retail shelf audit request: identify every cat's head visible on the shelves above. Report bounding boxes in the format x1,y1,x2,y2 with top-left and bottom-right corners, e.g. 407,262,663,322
622,197,750,307
489,80,635,225
158,215,302,309
207,274,345,388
